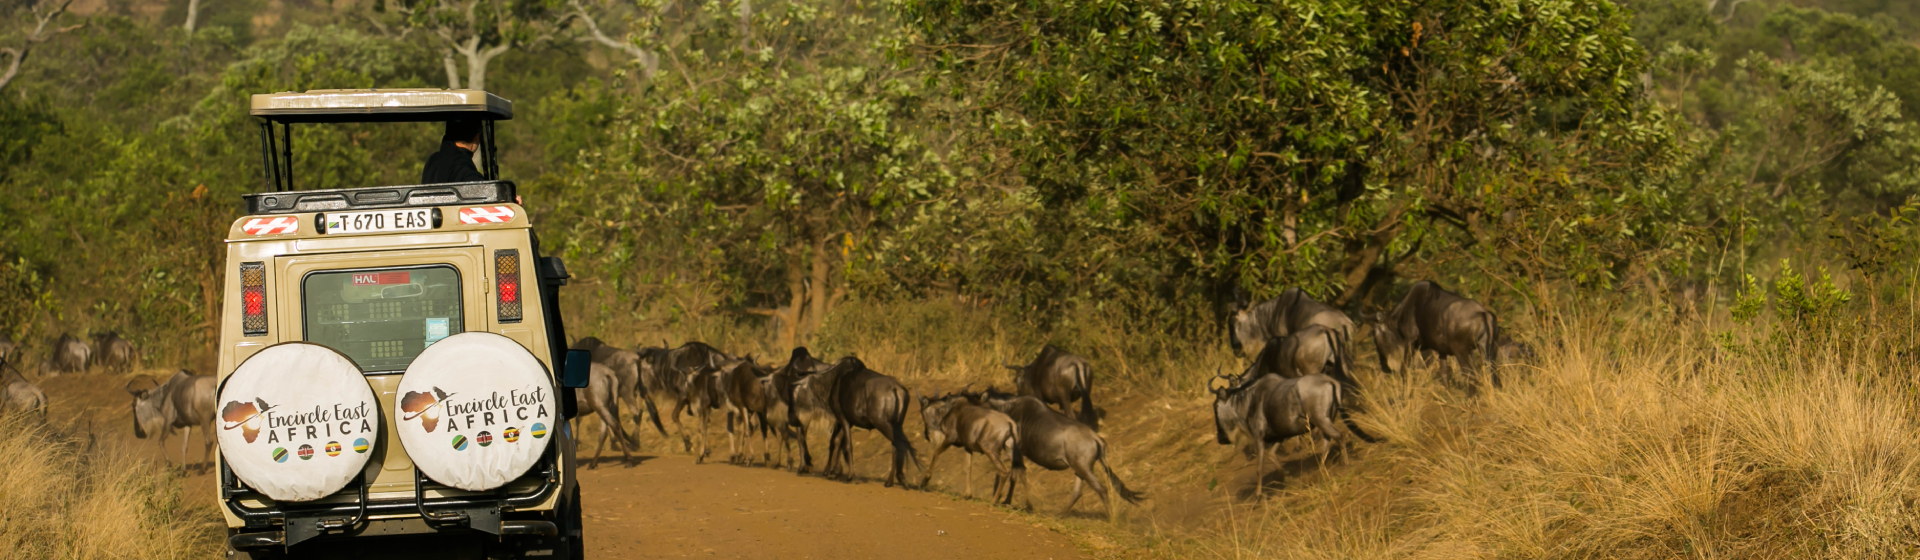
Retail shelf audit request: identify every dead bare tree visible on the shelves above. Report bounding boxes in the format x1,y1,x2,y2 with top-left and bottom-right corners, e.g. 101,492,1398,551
1,0,83,93
386,0,574,91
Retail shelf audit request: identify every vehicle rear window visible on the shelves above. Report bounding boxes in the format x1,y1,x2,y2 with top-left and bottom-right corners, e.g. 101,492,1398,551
303,266,464,373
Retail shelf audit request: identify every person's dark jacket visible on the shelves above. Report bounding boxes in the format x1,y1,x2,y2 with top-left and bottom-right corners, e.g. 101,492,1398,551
421,141,487,184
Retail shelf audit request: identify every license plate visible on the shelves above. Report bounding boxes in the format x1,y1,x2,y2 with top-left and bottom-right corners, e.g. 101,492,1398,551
324,209,434,235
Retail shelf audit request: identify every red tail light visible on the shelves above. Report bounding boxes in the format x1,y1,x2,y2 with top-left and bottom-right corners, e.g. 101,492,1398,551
241,262,268,336
495,250,522,323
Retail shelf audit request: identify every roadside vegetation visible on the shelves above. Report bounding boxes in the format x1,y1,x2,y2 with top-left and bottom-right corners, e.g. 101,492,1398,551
6,0,1920,557
0,413,220,559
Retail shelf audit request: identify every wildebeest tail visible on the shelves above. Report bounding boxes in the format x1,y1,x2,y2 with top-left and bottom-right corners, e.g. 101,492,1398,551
1076,361,1098,431
1331,381,1381,443
1482,312,1499,368
887,385,923,467
1094,438,1146,504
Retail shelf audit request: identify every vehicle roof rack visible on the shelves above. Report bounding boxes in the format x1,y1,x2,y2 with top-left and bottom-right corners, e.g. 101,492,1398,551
241,181,516,215
249,89,512,123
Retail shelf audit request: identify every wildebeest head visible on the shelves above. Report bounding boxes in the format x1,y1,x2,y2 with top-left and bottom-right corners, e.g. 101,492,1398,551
571,336,606,352
125,375,167,439
1367,313,1409,374
1207,372,1243,446
1229,308,1264,356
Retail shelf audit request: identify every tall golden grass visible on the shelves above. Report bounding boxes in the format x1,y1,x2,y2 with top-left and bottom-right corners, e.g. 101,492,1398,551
0,414,220,559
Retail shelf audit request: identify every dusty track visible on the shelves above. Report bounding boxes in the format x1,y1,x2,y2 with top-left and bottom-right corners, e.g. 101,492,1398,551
578,455,1083,559
43,371,1089,559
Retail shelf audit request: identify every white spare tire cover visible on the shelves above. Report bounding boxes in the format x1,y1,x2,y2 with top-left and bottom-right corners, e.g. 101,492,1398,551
216,343,380,502
396,332,558,491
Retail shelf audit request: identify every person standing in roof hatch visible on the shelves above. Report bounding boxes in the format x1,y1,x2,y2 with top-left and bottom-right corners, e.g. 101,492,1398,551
421,120,487,184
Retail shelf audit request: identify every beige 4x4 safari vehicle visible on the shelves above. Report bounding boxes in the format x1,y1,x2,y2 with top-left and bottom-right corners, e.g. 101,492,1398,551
214,90,592,559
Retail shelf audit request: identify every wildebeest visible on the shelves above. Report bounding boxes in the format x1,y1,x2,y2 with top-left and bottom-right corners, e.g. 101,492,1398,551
794,356,923,487
652,341,735,451
1232,288,1355,362
972,387,1144,520
680,360,736,465
1370,281,1501,385
91,331,137,374
1004,345,1098,430
1244,324,1351,388
720,356,780,465
1209,372,1364,496
0,333,15,362
127,370,217,468
572,362,640,469
0,359,46,416
40,333,90,376
919,389,1025,504
767,347,836,473
570,337,668,438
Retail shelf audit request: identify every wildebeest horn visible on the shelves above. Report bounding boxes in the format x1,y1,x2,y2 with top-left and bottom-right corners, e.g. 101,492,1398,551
1002,363,1022,371
123,376,157,395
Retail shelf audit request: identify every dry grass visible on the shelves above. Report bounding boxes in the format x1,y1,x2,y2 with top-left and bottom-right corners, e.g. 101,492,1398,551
0,414,221,559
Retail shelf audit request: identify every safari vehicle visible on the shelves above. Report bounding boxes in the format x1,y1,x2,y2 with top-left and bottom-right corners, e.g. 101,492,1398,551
215,89,592,559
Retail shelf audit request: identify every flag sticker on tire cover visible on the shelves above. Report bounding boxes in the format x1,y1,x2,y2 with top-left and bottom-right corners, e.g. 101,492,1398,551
459,206,515,225
353,438,369,454
272,447,288,463
503,427,520,443
451,435,468,451
531,423,546,439
325,442,342,457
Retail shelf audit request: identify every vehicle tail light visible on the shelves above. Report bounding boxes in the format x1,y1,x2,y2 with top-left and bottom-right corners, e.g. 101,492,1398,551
495,250,522,323
241,262,268,336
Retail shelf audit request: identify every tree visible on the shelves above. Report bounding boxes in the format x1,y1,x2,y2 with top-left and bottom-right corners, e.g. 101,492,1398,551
381,0,570,90
0,0,82,93
895,0,1685,308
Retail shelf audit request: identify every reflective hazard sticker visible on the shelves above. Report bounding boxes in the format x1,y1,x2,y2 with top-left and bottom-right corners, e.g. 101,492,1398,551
459,206,516,225
242,216,300,236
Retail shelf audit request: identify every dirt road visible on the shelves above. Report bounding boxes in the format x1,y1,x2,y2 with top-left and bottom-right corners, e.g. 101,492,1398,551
46,372,1088,559
578,455,1085,559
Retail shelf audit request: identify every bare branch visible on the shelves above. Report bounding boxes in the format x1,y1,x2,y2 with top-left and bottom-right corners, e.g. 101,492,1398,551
1,0,85,93
569,0,657,80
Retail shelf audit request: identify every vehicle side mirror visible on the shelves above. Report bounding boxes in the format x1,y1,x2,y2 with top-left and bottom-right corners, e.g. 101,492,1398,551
562,349,592,389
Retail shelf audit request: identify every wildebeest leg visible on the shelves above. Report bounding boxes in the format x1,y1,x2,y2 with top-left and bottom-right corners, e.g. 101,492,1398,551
793,421,814,474
920,442,948,489
202,420,217,472
179,426,192,470
964,453,973,498
1064,475,1086,514
669,399,692,452
1255,438,1272,498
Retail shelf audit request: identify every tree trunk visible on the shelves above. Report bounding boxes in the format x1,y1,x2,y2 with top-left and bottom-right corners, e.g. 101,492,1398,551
443,50,462,89
737,0,753,51
184,0,204,33
778,247,807,350
804,234,836,342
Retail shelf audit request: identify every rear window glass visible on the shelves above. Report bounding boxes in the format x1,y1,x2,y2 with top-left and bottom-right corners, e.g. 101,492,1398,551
303,266,464,373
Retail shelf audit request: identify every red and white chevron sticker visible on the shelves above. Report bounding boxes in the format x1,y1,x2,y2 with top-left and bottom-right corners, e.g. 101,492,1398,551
459,206,517,225
241,216,300,236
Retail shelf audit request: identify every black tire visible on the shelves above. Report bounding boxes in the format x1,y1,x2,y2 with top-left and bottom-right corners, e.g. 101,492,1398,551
562,485,584,560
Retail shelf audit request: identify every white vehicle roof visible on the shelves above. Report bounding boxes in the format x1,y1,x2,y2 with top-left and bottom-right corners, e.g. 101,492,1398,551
249,89,512,123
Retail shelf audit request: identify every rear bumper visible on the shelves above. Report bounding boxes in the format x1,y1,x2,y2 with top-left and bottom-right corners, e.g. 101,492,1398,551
221,447,569,549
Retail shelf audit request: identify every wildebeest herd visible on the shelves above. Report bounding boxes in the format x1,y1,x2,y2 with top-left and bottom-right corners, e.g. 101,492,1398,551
561,278,1526,515
566,338,1148,519
0,331,148,418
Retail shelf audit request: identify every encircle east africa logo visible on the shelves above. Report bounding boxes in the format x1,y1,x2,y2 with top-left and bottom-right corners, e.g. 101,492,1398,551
400,387,455,432
220,398,276,443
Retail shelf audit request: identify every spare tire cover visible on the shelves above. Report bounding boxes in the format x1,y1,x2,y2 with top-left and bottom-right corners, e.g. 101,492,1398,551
395,332,558,491
216,343,381,502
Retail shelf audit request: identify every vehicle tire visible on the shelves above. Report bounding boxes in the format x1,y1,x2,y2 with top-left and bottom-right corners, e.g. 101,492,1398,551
565,485,585,560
